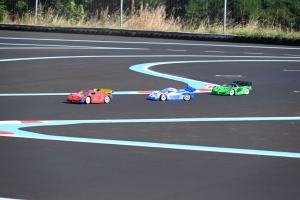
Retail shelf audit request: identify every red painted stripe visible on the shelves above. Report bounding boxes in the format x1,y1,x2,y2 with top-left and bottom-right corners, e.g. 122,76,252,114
0,131,15,135
197,89,212,92
137,91,154,94
20,120,43,124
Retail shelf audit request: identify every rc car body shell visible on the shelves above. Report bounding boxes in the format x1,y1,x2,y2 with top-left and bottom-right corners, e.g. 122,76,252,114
212,81,253,96
67,89,113,104
148,86,196,101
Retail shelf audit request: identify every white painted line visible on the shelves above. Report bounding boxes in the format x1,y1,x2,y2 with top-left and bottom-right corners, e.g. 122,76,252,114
284,69,300,71
167,49,187,52
294,91,300,93
216,75,243,77
244,52,264,55
284,54,300,56
0,42,149,50
1,36,300,50
205,51,224,53
0,121,22,124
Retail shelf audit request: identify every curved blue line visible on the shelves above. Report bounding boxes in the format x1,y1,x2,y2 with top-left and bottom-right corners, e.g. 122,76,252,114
1,117,300,158
1,56,300,158
129,60,300,89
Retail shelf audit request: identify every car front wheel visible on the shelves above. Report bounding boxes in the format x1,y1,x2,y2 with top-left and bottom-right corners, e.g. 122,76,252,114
104,96,110,103
86,96,91,104
160,94,167,101
183,94,191,101
229,90,235,96
245,89,250,95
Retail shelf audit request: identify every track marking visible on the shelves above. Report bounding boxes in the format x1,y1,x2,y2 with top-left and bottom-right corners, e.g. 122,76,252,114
216,75,243,77
0,47,149,50
1,37,300,50
244,52,264,55
1,55,300,158
167,49,186,52
1,57,300,96
284,69,300,71
1,55,300,63
1,117,300,158
205,51,224,53
284,54,300,56
0,42,148,50
130,60,300,89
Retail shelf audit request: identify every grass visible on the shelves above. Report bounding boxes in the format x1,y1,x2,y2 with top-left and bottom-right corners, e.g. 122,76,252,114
2,4,300,39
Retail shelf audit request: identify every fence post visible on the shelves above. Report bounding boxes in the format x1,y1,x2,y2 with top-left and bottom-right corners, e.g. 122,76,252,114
120,0,123,28
34,0,38,25
223,0,227,31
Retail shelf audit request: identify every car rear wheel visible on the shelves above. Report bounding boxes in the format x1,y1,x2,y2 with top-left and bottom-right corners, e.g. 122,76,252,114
160,94,167,101
229,90,235,96
104,96,110,103
245,89,250,95
86,96,91,104
183,94,191,101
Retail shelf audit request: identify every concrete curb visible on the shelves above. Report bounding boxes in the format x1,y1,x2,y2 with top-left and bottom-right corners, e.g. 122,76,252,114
0,24,299,46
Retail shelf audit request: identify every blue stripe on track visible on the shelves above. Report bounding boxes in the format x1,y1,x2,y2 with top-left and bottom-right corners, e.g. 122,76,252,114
1,59,299,96
1,117,300,158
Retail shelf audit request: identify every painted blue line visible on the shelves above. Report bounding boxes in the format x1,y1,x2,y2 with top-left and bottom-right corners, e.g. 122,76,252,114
130,60,300,88
1,117,300,158
1,59,300,96
1,55,300,158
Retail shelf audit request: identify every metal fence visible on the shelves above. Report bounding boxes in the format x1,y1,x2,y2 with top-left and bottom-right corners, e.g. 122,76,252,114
1,0,300,31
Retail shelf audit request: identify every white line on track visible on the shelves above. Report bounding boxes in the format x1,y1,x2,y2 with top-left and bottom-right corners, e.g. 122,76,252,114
1,36,299,50
0,47,146,50
244,52,264,55
284,69,300,71
216,75,243,77
284,54,300,56
167,49,187,51
205,51,224,53
0,42,149,50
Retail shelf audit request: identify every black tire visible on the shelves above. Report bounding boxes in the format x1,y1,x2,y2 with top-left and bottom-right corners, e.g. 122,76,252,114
160,94,167,101
86,96,91,104
183,94,191,101
104,96,110,103
245,89,250,95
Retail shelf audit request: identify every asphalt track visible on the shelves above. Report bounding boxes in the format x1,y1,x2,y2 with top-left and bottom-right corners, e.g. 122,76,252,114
0,30,300,200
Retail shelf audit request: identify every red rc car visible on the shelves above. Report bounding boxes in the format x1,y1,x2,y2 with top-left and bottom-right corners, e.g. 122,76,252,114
67,88,114,104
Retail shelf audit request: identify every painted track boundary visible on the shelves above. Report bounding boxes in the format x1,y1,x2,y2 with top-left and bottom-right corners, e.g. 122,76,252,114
1,117,300,158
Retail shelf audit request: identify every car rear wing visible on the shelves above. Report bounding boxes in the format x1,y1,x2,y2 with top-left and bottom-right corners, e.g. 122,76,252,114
233,81,253,86
184,85,196,92
94,88,114,93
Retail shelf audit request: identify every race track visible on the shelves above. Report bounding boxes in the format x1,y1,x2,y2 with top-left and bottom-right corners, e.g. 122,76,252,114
0,30,300,200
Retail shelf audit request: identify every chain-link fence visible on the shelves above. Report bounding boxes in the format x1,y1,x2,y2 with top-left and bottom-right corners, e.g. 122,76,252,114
1,0,299,31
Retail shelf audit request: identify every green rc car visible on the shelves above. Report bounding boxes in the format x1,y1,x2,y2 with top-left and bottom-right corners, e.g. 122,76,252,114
212,81,253,96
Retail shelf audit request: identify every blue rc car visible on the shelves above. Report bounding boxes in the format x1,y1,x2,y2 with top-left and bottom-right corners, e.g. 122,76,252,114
148,86,196,101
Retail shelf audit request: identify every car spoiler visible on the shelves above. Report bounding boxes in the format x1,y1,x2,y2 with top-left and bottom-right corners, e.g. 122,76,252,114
184,85,196,92
233,81,253,86
94,88,114,93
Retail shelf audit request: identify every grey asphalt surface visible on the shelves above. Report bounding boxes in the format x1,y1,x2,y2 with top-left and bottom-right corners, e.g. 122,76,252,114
0,30,300,200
